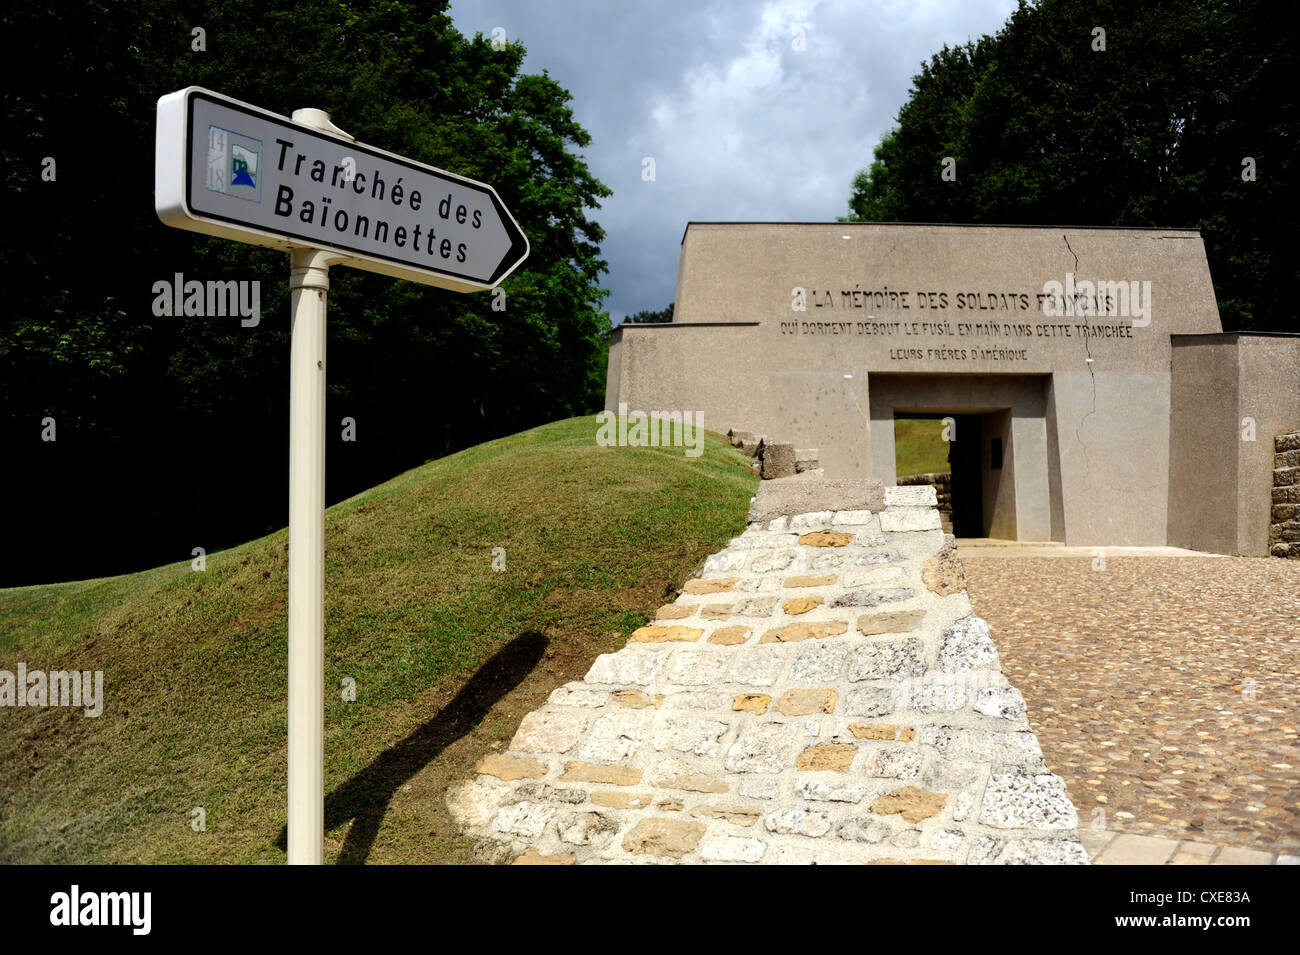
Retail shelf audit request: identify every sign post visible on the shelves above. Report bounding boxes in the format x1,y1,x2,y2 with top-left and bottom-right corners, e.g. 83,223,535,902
155,87,529,864
285,243,336,865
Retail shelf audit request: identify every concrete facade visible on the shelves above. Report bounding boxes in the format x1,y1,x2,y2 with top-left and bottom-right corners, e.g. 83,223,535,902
1168,334,1300,555
606,223,1300,553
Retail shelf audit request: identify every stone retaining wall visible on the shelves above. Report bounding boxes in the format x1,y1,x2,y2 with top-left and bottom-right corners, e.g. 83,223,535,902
899,472,952,524
447,479,1088,864
727,429,821,479
1273,431,1300,559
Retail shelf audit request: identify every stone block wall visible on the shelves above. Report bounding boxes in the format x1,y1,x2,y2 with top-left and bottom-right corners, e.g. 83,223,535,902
727,429,821,480
447,479,1088,865
899,472,952,526
1272,431,1300,558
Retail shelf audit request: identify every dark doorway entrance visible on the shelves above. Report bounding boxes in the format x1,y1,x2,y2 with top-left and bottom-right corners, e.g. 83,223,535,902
891,412,984,537
948,414,984,537
877,375,1048,542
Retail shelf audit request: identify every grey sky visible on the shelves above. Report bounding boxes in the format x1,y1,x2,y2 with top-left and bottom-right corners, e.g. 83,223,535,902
447,0,1019,324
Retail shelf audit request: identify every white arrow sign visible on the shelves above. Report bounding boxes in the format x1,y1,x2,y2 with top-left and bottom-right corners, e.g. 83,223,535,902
154,88,532,865
155,87,529,292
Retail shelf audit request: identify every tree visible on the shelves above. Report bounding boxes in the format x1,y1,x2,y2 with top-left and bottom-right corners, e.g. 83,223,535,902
622,302,674,325
844,0,1297,332
0,0,612,584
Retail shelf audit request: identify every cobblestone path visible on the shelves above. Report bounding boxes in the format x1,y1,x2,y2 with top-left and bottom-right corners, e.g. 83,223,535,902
962,554,1300,858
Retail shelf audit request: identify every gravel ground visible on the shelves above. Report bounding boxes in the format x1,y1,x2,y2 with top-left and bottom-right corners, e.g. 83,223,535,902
961,555,1300,853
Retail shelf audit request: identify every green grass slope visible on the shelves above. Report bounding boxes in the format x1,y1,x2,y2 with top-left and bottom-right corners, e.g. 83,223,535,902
0,416,758,864
893,417,952,477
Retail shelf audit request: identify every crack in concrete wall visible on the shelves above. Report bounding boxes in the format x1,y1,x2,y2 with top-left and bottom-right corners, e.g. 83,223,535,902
1062,233,1098,474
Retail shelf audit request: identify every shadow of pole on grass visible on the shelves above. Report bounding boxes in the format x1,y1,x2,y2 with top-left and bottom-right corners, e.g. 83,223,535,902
273,629,549,864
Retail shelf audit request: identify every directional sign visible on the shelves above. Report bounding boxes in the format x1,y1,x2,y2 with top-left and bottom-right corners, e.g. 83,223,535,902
155,88,533,864
155,87,529,292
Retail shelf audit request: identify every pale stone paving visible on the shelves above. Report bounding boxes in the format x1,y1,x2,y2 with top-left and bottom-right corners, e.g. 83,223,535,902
447,482,1089,864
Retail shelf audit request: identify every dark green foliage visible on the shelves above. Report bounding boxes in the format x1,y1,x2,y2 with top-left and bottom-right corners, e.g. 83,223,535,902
0,0,611,584
845,0,1296,333
622,302,674,324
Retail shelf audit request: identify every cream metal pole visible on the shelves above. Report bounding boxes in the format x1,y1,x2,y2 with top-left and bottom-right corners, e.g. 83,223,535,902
286,108,353,866
286,246,329,865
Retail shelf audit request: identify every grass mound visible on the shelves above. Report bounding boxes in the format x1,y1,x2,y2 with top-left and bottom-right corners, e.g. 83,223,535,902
893,417,952,477
0,415,757,863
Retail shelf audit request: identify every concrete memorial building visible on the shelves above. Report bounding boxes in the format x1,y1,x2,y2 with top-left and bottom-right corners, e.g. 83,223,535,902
606,223,1300,555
